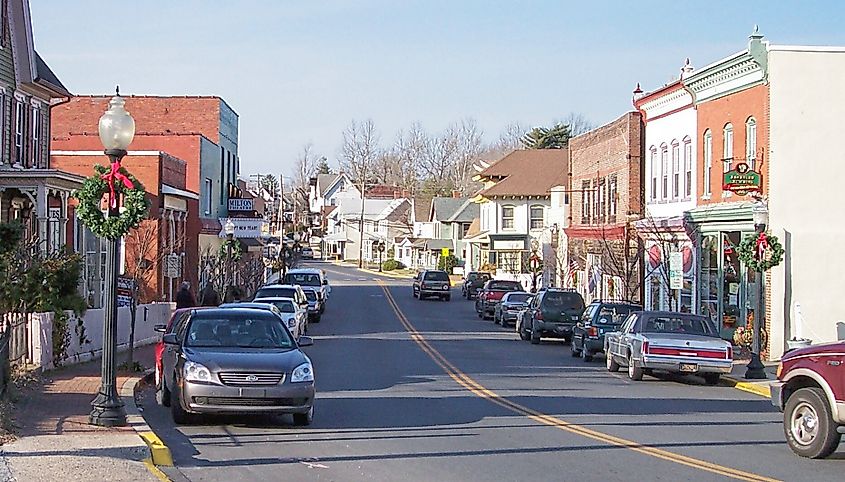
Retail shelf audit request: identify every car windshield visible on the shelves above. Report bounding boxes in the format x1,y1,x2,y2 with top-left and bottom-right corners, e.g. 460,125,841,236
543,291,585,310
424,271,449,281
304,291,317,301
489,281,521,291
505,293,531,303
254,287,296,299
597,304,642,324
283,273,321,286
643,316,718,337
185,313,294,348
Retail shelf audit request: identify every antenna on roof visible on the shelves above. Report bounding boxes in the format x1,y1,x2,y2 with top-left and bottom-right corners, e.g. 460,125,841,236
115,85,120,96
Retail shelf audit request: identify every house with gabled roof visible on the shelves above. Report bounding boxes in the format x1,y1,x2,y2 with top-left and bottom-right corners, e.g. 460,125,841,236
308,172,361,238
466,150,569,288
323,197,411,261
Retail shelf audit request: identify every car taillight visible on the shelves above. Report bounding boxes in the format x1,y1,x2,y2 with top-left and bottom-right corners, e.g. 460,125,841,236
727,346,734,361
642,341,649,354
534,311,544,320
587,326,598,337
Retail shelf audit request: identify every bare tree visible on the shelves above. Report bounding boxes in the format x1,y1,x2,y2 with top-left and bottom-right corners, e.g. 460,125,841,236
339,119,381,266
292,144,320,228
558,112,594,137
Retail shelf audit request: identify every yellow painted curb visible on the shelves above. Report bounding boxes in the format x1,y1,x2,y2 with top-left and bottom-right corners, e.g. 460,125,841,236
722,376,772,398
140,431,174,467
143,458,172,482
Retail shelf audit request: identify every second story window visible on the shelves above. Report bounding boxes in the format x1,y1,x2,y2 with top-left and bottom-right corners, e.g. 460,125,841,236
581,180,591,224
649,147,657,201
608,175,618,222
746,117,757,170
723,123,734,172
703,130,712,197
501,205,515,230
529,205,544,230
204,178,212,215
683,138,693,198
14,100,24,166
672,141,680,199
660,144,669,200
31,107,41,168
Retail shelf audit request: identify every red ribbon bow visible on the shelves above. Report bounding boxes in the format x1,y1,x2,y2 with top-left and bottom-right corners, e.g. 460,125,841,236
755,231,769,261
101,161,134,209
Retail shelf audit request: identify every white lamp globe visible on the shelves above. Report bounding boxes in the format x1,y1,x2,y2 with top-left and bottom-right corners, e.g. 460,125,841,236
98,88,135,151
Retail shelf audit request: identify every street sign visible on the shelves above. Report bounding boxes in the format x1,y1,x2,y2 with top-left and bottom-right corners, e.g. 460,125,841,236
218,218,266,238
117,276,135,307
441,248,450,257
723,162,762,196
669,252,683,290
164,253,182,278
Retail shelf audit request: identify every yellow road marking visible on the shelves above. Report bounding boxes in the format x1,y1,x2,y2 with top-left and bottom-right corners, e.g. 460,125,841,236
143,458,172,482
140,431,174,467
379,283,779,482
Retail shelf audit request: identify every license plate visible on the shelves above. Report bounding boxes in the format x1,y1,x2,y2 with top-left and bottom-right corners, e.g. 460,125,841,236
679,363,698,373
555,325,566,332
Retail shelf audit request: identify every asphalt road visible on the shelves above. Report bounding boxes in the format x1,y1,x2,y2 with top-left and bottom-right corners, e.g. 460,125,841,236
140,261,844,482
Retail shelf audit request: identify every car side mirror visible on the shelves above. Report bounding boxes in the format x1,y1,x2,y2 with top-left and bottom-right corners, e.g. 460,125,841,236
322,279,328,285
162,334,178,345
298,336,314,347
154,324,167,333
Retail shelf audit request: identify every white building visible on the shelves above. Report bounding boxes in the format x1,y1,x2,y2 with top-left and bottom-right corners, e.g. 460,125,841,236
324,198,412,262
634,60,698,312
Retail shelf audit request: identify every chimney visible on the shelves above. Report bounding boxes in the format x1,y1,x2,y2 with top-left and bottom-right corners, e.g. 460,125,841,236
452,190,462,199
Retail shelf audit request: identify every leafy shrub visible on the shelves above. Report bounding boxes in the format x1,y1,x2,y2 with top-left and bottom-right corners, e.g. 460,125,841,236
382,259,405,271
437,255,458,273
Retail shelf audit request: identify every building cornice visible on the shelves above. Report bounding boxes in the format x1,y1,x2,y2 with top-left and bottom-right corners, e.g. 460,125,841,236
638,87,693,121
684,35,769,104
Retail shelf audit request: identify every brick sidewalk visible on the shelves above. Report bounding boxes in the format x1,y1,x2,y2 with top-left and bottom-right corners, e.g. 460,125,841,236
14,344,156,437
2,345,160,482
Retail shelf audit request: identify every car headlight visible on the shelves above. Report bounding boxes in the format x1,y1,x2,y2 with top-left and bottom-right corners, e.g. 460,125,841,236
184,361,212,383
291,362,314,383
286,317,297,328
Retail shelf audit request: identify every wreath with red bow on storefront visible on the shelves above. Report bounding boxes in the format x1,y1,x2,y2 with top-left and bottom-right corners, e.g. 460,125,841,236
737,232,784,272
73,164,149,240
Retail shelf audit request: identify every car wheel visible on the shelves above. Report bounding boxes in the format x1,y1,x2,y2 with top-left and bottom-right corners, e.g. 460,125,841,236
170,383,192,424
518,322,529,340
606,353,620,372
157,376,171,407
627,353,643,381
293,405,314,426
702,373,720,385
570,344,581,357
314,314,321,323
444,295,450,302
530,322,541,345
784,387,842,459
582,348,593,362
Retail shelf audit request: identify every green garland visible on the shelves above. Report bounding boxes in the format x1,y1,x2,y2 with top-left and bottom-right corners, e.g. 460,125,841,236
73,164,149,240
219,239,243,261
738,232,784,272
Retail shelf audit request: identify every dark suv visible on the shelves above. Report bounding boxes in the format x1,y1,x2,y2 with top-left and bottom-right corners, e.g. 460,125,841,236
570,300,641,361
518,289,585,344
412,270,452,301
462,272,491,300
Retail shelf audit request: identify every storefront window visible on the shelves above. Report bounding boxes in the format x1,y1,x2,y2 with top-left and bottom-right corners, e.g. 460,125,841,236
699,235,719,326
722,232,742,338
497,251,520,273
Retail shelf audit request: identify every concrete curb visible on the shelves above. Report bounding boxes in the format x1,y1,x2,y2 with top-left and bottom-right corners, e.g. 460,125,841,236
721,375,773,398
121,369,174,476
358,267,413,279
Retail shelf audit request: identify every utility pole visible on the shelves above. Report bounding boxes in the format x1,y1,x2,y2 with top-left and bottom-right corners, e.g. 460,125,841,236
358,167,367,268
278,174,285,237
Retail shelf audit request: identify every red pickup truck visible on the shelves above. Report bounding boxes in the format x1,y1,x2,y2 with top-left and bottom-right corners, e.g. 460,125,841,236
771,341,845,458
474,279,524,320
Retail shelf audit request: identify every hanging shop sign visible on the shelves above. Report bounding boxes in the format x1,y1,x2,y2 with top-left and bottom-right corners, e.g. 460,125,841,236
723,163,762,196
218,217,265,238
227,198,255,212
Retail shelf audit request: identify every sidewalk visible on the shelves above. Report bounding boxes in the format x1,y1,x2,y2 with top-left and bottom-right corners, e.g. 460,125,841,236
722,360,779,398
1,344,162,482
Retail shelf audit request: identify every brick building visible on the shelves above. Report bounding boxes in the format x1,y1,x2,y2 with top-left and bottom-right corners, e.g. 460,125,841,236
565,112,644,303
51,150,199,305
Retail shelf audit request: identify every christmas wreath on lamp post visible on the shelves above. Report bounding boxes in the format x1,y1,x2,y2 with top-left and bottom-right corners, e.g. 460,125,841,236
737,229,784,272
74,164,149,240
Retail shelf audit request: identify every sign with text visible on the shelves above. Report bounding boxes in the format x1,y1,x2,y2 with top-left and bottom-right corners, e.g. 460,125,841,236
723,163,762,196
227,198,255,212
218,218,266,238
117,276,135,307
164,253,182,278
669,252,683,290
492,240,525,250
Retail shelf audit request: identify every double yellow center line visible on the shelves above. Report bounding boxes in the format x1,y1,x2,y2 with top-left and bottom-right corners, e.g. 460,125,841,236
379,283,779,482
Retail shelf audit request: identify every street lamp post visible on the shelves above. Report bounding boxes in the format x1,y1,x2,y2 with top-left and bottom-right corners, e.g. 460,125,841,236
292,232,301,269
90,90,136,427
530,238,541,293
745,199,769,380
376,241,386,272
224,219,235,297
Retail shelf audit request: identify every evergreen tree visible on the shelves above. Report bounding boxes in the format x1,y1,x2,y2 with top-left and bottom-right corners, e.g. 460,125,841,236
316,157,333,175
520,122,571,149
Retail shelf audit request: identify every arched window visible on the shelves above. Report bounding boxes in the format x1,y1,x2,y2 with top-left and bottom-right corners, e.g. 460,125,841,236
683,136,693,198
529,205,544,230
723,123,734,172
501,205,515,230
703,130,712,197
746,117,757,170
649,147,658,201
672,140,680,199
660,143,669,200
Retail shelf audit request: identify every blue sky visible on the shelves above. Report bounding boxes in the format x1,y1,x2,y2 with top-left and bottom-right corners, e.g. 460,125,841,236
31,0,845,175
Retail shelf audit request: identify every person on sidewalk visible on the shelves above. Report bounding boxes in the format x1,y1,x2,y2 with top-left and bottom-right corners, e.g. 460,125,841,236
199,283,221,306
175,281,196,309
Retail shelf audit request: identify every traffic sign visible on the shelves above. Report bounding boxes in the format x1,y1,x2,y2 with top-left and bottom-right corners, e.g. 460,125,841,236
669,252,683,290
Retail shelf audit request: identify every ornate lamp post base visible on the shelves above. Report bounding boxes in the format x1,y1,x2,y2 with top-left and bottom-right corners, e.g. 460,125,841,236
744,353,768,379
89,391,126,426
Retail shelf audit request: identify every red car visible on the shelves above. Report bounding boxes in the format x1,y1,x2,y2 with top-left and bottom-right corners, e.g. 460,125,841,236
771,341,845,458
154,308,209,392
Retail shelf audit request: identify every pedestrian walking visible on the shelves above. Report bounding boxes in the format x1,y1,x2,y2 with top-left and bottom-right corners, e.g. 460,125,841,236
175,281,196,309
199,284,221,306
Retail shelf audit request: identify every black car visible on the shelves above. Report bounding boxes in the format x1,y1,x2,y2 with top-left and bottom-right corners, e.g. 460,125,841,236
570,300,642,361
518,288,586,344
462,272,492,299
493,291,532,326
475,280,524,319
412,270,452,301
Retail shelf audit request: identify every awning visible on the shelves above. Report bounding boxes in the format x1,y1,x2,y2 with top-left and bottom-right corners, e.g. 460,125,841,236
488,234,528,251
323,232,348,243
425,239,454,251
